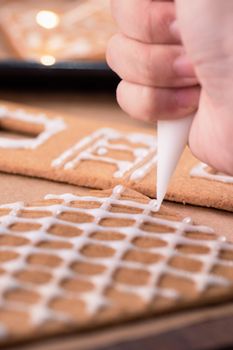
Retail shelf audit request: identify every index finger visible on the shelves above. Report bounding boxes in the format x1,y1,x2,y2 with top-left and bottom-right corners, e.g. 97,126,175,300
111,0,179,44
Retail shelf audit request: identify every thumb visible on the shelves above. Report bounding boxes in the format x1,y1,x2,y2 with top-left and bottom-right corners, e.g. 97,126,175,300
189,93,233,175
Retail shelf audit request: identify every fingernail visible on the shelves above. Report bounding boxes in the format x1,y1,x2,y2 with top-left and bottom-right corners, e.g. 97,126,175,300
170,20,181,41
173,54,196,78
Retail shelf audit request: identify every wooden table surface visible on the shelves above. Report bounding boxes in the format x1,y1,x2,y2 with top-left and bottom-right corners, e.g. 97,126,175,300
0,87,232,350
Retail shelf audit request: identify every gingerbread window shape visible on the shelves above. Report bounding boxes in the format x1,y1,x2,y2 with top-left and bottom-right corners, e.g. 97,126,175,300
191,162,233,184
52,127,157,181
0,105,65,149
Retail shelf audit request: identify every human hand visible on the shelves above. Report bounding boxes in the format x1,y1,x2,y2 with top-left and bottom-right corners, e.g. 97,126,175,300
107,0,233,175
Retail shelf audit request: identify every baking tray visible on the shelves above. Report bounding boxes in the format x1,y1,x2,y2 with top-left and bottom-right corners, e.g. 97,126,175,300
0,59,119,89
0,59,113,77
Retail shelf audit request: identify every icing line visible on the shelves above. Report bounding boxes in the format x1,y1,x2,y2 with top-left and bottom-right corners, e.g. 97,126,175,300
0,106,66,149
52,128,157,181
190,163,233,184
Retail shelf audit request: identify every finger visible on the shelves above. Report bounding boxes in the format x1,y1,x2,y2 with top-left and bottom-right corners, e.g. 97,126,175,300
116,81,200,121
189,102,233,175
107,34,197,88
111,0,179,44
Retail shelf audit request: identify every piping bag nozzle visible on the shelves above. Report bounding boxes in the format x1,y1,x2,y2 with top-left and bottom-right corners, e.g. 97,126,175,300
156,114,194,210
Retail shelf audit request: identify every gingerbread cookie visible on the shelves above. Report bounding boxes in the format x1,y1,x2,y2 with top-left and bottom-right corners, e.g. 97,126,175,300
0,0,116,63
0,185,233,345
0,101,232,212
131,148,233,212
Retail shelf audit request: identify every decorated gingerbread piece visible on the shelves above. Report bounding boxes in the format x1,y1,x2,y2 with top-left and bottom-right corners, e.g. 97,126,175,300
0,101,232,211
0,0,116,62
0,185,233,344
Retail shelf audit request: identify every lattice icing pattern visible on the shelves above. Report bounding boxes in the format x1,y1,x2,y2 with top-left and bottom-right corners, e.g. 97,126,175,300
0,186,233,340
0,105,65,149
52,128,157,181
191,163,233,184
0,0,115,62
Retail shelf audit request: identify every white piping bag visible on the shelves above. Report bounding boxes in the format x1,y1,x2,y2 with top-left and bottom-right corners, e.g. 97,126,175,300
156,114,194,210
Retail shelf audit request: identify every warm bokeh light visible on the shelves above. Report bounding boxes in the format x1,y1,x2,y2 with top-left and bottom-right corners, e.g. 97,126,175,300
36,10,59,29
40,55,56,66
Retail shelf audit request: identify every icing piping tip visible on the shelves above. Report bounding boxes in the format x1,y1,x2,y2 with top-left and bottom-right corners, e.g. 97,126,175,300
155,198,163,212
156,114,195,209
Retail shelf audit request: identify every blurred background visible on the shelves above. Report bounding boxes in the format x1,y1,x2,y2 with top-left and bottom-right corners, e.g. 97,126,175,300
0,0,119,88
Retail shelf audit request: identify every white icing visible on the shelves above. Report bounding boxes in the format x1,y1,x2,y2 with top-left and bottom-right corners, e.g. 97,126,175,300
52,128,157,181
0,106,66,149
130,154,158,181
0,185,232,337
191,163,233,184
62,0,109,27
